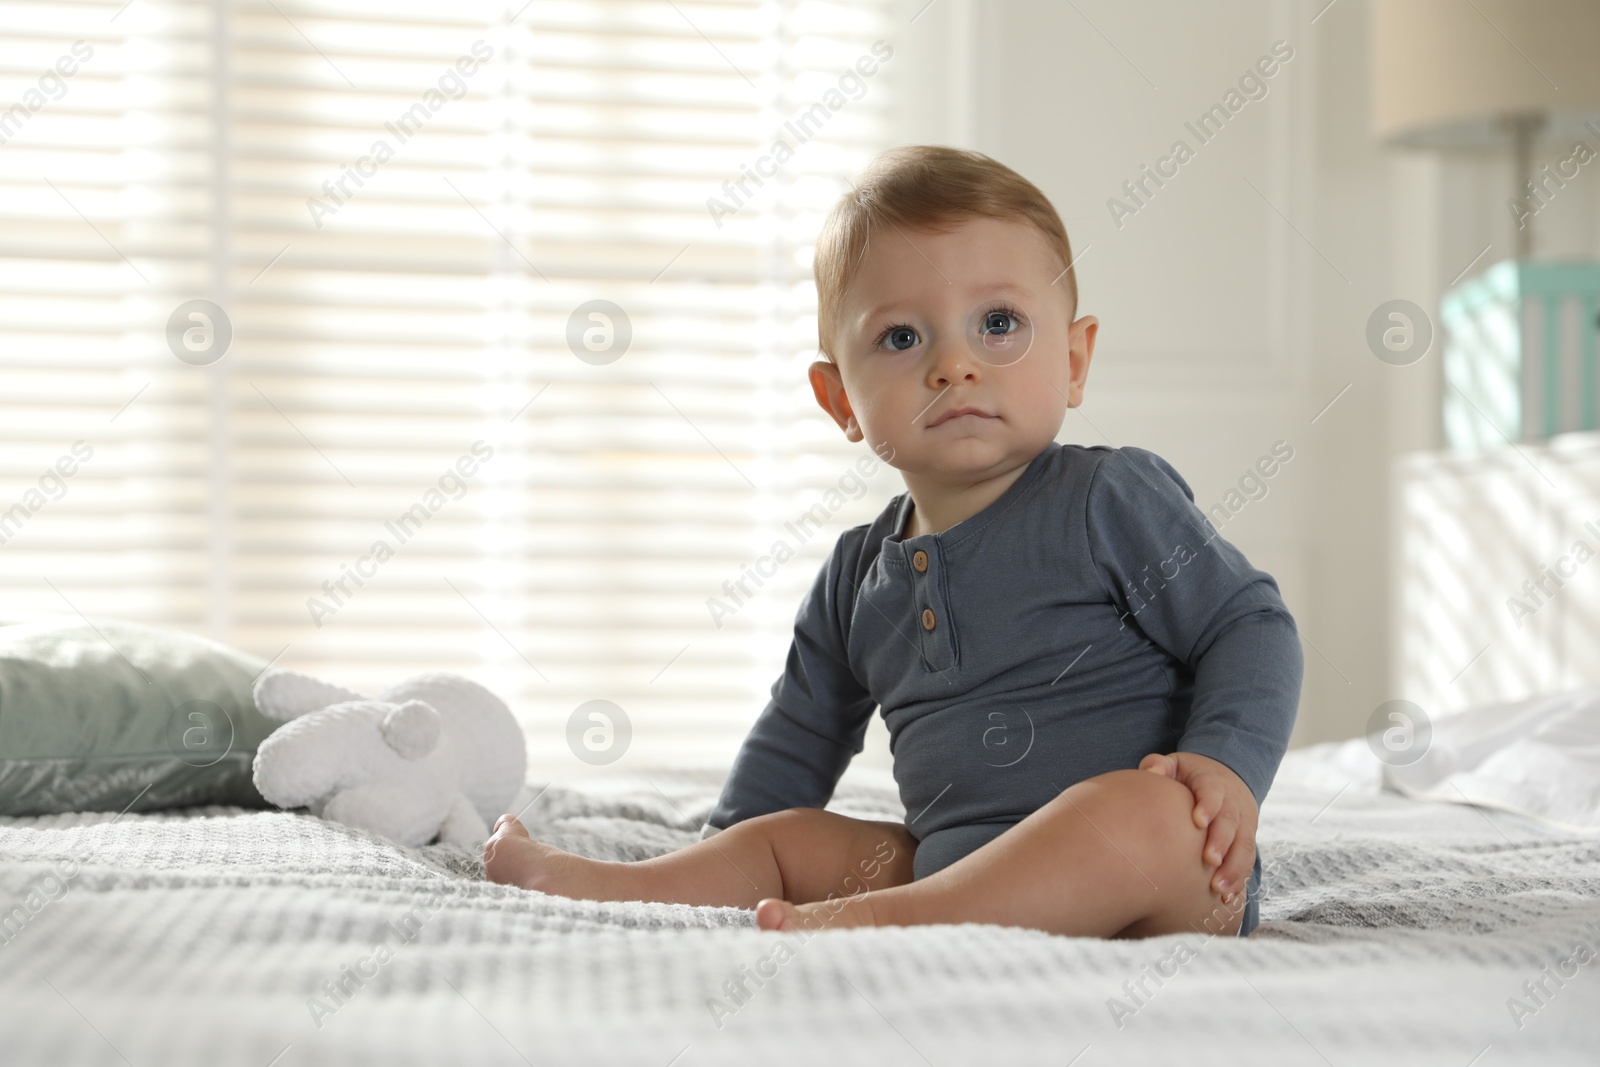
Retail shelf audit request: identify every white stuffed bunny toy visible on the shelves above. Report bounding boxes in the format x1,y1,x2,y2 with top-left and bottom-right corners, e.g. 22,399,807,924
251,668,527,847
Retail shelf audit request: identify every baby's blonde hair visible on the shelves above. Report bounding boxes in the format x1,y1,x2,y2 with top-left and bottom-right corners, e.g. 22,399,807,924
813,145,1079,361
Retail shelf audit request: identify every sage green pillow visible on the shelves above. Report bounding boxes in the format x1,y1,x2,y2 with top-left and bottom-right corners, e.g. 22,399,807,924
0,618,282,815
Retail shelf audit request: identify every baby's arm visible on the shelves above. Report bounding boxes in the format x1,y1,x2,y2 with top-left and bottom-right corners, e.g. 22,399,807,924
1154,597,1301,898
1085,447,1304,896
705,533,878,834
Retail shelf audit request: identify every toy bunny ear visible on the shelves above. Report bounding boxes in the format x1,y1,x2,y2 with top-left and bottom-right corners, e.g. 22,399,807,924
253,667,365,722
381,699,442,760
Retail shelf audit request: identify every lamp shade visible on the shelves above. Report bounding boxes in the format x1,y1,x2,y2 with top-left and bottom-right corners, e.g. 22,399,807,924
1372,0,1600,148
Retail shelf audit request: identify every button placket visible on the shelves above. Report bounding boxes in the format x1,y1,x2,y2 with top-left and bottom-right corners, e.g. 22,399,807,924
907,540,954,670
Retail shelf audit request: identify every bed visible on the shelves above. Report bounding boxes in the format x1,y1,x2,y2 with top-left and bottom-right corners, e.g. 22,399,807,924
3,738,1598,1067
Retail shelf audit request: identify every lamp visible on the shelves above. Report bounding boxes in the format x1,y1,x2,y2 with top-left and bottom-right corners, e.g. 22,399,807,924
1372,0,1600,260
1371,1,1600,449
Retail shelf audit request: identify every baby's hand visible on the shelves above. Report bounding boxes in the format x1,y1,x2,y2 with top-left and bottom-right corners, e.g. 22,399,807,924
1138,751,1257,905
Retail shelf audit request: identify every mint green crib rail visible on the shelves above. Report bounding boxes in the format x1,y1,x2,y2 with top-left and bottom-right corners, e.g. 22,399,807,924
1441,259,1600,448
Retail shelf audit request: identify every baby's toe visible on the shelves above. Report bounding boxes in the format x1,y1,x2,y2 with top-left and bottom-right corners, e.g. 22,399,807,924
755,898,802,932
493,814,530,838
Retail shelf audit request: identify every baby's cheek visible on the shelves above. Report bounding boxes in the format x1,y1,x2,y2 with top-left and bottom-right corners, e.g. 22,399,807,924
855,400,911,451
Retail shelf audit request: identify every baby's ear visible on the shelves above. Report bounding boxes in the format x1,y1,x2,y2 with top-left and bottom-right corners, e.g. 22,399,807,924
381,700,442,760
253,668,364,721
808,360,861,440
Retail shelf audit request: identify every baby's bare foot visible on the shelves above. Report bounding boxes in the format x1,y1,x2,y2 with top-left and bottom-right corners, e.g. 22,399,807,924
756,894,879,933
483,814,580,894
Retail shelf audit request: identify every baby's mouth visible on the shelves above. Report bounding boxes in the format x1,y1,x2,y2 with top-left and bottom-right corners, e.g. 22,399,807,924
927,406,998,428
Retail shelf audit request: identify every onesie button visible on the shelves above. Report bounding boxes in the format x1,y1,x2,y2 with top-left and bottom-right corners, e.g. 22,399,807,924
921,607,936,631
912,550,928,572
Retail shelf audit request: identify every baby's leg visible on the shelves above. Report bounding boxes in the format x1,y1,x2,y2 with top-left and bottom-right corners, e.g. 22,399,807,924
756,769,1242,939
484,807,915,910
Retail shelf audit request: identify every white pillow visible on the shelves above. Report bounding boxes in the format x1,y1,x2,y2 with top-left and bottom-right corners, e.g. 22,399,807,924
1383,687,1600,832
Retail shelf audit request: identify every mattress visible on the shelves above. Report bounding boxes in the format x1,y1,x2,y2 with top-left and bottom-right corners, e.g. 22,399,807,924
2,743,1598,1066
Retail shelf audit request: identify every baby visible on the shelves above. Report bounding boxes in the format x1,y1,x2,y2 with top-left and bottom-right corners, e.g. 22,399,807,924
486,145,1303,939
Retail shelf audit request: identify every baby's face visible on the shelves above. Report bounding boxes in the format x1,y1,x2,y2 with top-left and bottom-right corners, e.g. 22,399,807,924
813,215,1095,486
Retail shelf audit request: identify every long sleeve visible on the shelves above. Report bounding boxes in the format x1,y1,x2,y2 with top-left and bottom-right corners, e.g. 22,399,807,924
1084,447,1302,806
703,532,877,834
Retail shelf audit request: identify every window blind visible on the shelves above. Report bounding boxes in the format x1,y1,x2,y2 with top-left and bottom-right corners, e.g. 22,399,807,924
0,0,903,766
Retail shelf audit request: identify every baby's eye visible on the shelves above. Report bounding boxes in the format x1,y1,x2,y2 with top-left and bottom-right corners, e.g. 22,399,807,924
878,325,919,351
981,310,1020,336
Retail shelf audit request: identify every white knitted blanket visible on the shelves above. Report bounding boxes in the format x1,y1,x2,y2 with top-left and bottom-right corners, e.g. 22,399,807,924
2,744,1598,1066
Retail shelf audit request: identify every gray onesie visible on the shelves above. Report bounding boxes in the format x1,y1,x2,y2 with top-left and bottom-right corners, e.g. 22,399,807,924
704,441,1304,937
